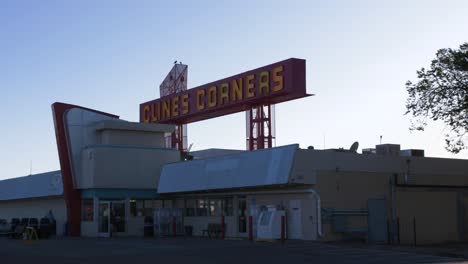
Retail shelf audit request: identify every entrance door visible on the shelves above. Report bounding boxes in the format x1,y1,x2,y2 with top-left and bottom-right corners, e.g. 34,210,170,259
98,201,126,237
289,200,303,239
98,202,110,237
111,201,126,233
238,199,247,234
368,199,388,243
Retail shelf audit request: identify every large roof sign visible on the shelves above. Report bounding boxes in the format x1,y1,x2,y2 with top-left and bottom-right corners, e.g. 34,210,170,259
140,58,309,124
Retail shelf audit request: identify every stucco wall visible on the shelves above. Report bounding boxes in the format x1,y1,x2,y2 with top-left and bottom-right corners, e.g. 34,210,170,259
80,147,180,189
396,190,459,245
0,197,67,235
126,216,145,237
101,130,166,148
314,170,468,244
81,221,98,237
290,150,317,184
317,171,390,210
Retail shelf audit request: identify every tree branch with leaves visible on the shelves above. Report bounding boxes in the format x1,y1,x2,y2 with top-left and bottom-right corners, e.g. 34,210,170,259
405,42,468,153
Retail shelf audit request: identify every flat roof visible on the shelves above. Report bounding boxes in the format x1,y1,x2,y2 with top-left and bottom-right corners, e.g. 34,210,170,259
93,120,175,133
0,170,63,201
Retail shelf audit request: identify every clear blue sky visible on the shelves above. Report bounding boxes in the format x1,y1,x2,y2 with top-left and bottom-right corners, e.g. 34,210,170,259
1,0,467,180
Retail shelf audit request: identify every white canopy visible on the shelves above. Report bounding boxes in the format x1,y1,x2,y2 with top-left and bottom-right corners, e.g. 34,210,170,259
158,144,299,194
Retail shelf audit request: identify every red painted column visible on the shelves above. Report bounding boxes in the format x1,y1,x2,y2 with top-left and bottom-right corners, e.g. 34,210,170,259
281,215,285,243
221,215,225,240
248,216,253,241
249,108,254,150
267,105,272,148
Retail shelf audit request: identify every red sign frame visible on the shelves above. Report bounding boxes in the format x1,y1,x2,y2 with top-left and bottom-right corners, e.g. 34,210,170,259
140,58,309,124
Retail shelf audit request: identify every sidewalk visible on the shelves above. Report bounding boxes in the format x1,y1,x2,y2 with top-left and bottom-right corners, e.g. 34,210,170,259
326,241,468,259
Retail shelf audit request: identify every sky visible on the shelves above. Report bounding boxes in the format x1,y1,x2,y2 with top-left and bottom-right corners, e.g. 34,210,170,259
1,0,467,180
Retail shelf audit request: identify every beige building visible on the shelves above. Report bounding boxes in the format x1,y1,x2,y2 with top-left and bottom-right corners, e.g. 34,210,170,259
1,114,467,245
158,144,468,245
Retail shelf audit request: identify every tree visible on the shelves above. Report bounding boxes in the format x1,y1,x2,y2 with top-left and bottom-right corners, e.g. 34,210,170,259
405,43,468,153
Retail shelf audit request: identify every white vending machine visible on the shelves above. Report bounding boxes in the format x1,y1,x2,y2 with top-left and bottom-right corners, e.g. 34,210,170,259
257,206,286,240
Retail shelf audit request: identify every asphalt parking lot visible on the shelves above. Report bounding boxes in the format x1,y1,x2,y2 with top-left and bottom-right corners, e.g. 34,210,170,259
0,237,466,264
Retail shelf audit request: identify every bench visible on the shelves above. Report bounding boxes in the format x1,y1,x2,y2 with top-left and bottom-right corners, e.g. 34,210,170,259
202,223,226,239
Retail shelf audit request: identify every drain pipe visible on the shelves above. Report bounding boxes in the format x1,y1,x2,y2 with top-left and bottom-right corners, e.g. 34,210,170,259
308,188,323,238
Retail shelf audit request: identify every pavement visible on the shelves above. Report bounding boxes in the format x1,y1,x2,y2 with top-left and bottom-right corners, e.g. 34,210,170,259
0,237,467,264
326,241,468,259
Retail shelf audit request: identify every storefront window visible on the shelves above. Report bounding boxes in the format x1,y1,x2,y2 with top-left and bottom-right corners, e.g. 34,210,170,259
185,199,196,216
81,199,94,221
196,199,208,216
184,198,234,217
209,200,223,216
163,200,173,208
130,200,137,216
144,200,153,208
223,199,233,216
130,199,160,217
153,200,163,209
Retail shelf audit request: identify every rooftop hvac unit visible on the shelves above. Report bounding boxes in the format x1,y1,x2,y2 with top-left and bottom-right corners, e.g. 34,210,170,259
376,144,400,156
362,148,376,154
400,149,425,157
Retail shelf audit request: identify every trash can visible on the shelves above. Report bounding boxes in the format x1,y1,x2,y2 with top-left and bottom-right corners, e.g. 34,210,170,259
63,222,68,236
184,225,193,237
144,216,154,237
39,218,51,239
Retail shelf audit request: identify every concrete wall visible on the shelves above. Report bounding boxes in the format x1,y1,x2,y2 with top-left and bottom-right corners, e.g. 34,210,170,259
80,147,180,189
296,148,468,244
297,149,468,178
290,150,317,184
0,197,67,235
126,216,145,237
101,130,166,148
317,171,390,210
81,221,98,237
65,108,117,188
314,170,468,245
65,108,176,189
396,190,459,245
315,171,390,241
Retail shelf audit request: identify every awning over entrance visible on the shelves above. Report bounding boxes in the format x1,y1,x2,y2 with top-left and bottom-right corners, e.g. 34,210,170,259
158,144,299,194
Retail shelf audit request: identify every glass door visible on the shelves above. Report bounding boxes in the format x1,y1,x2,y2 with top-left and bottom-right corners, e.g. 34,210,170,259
238,199,247,233
111,201,126,233
98,201,110,237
